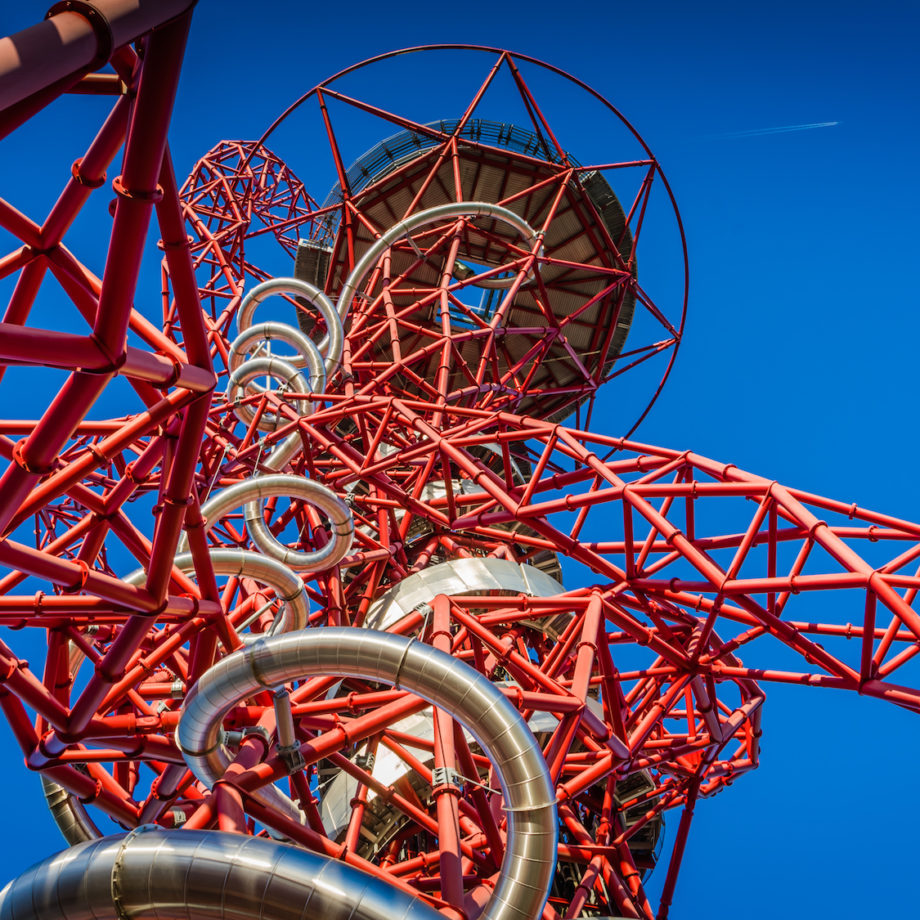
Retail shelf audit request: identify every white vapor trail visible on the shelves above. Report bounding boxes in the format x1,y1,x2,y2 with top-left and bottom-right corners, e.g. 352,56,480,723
720,121,839,138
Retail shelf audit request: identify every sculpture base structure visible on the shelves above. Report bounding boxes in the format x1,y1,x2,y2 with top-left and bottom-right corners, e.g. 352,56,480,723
0,12,918,920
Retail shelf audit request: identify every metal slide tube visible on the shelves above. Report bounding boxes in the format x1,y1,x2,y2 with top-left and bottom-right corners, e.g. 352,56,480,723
227,355,311,431
226,282,330,470
178,627,558,920
228,320,326,393
39,776,99,846
172,550,309,637
180,277,353,572
37,547,310,845
181,474,353,571
0,826,444,920
34,270,354,848
238,277,344,375
126,549,308,639
335,202,543,322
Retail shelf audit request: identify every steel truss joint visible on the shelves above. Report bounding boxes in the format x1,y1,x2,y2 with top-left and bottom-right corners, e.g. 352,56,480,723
112,174,164,204
71,158,106,188
45,0,115,70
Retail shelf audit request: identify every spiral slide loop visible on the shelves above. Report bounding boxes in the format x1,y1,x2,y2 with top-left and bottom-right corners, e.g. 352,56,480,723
186,278,354,573
177,628,558,920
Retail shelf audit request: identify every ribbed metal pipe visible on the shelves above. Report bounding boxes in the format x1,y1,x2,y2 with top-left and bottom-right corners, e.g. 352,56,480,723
40,544,311,844
335,202,542,322
0,827,444,920
177,627,558,920
229,319,326,387
39,275,353,844
39,776,99,846
365,557,569,636
227,280,334,470
238,276,344,375
175,549,309,637
227,353,311,431
126,549,309,638
226,322,324,470
209,275,353,558
42,264,350,843
181,474,353,571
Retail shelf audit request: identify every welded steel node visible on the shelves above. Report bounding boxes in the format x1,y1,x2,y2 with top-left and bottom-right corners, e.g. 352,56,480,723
0,14,918,920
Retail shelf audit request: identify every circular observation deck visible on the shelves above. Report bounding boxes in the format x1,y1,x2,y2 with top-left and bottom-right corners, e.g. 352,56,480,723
295,118,637,420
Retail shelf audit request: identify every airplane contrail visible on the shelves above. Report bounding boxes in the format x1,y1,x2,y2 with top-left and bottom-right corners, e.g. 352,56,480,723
720,121,839,138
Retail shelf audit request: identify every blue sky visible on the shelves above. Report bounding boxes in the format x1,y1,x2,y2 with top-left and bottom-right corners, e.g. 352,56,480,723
1,0,919,915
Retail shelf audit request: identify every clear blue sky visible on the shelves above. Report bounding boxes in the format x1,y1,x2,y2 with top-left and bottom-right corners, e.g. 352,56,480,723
1,1,919,916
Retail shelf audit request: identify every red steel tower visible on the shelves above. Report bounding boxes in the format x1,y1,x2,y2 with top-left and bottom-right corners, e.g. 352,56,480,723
0,6,916,920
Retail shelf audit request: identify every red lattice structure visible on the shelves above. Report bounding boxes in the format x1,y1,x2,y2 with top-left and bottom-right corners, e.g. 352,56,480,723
0,7,918,920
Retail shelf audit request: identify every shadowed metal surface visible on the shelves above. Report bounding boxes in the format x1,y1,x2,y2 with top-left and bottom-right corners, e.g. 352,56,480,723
366,557,570,637
0,827,444,920
39,777,99,847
